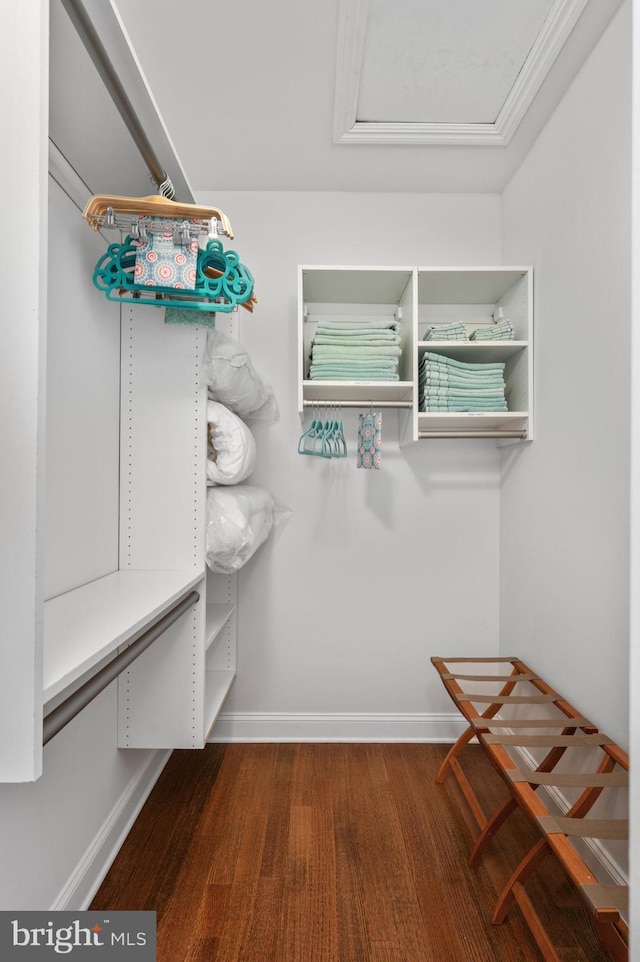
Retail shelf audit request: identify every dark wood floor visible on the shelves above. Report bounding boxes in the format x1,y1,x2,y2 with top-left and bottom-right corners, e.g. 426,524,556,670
91,743,611,962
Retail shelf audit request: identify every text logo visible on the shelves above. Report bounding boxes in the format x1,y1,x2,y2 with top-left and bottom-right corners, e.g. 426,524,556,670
1,912,156,960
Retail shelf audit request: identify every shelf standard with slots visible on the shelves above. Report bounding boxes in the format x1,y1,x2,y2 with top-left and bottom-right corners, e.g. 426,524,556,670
298,265,533,443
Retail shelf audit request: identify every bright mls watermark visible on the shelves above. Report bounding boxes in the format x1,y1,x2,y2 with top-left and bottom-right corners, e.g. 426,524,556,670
0,912,156,960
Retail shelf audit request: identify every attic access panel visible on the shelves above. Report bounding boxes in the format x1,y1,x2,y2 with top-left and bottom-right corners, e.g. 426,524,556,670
333,0,592,146
358,0,555,124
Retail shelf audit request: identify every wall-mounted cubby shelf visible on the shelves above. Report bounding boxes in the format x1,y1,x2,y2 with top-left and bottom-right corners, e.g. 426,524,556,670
298,265,533,443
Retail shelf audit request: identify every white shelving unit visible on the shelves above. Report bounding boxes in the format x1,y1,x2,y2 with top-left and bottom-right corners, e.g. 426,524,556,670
0,1,237,781
298,265,533,444
113,308,239,750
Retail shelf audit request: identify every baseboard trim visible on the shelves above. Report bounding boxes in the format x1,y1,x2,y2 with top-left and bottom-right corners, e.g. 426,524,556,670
52,749,172,911
207,712,465,743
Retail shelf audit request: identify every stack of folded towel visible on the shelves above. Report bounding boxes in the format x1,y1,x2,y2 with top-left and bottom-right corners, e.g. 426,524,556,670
420,352,507,412
309,319,401,380
469,319,514,341
424,322,467,341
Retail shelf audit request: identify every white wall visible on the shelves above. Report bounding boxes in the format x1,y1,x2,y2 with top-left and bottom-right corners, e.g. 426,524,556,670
0,689,165,909
500,2,631,748
198,191,504,741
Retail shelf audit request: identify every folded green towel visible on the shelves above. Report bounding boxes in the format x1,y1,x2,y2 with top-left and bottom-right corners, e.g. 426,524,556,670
317,320,399,332
470,331,514,341
424,323,468,341
311,370,398,379
313,344,402,358
309,367,398,381
315,327,399,337
420,372,505,385
311,361,398,370
423,385,504,398
420,380,505,392
422,352,505,372
314,335,401,346
470,320,514,340
421,401,508,411
311,357,398,367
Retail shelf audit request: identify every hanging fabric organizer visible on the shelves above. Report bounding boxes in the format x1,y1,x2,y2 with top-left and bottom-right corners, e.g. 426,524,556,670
357,411,382,469
82,193,257,314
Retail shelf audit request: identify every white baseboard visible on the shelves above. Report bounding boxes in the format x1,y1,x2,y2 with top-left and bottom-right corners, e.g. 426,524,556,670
52,749,172,911
207,711,465,743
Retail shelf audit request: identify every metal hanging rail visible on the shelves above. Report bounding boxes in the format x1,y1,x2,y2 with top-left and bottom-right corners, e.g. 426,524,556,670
60,0,176,198
43,590,200,746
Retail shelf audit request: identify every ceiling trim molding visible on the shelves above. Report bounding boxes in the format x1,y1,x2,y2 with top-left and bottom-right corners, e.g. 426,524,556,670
332,0,371,144
333,0,590,147
495,0,589,143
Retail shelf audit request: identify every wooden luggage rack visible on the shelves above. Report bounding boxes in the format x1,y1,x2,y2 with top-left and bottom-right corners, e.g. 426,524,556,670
431,656,629,962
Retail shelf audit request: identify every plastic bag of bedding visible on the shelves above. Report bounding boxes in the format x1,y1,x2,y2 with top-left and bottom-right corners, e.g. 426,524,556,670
207,400,256,485
205,485,292,573
204,329,279,422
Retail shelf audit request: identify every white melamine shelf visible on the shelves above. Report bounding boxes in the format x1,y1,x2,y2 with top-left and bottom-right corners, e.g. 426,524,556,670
206,603,236,652
418,412,528,432
303,380,413,402
417,341,528,361
204,669,236,737
43,568,203,703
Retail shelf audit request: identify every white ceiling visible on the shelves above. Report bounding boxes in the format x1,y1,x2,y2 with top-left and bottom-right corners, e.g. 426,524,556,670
103,0,622,194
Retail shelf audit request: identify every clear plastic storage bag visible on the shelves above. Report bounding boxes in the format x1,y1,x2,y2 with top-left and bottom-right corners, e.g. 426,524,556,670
204,330,279,422
205,485,292,573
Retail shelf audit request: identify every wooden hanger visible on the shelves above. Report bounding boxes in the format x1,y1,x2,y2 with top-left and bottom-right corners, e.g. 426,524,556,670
82,194,234,238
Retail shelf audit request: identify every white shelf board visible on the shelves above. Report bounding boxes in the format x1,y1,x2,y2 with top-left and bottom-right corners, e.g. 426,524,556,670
418,412,528,433
205,603,236,652
303,380,413,402
204,670,236,738
43,569,203,702
418,341,527,361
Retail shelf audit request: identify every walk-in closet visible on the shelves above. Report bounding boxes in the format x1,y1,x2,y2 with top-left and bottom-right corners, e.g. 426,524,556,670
1,1,637,960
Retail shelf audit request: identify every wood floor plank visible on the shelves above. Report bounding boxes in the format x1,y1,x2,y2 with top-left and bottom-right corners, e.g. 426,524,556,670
91,744,615,962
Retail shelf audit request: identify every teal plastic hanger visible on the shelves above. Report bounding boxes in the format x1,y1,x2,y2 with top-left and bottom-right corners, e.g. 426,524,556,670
298,405,347,458
298,412,324,455
92,237,254,313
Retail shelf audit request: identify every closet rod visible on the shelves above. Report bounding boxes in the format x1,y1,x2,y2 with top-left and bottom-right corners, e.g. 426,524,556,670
43,589,200,746
419,431,527,439
303,400,413,409
60,0,176,199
